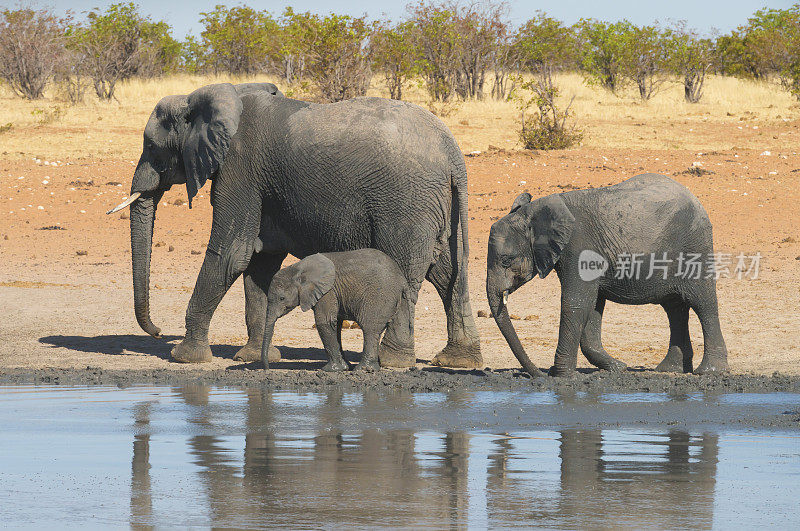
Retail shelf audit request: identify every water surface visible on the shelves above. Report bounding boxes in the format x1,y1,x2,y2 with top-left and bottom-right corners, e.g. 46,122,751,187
1,385,798,528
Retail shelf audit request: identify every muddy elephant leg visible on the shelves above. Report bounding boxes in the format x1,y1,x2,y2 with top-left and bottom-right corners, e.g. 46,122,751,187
656,302,694,373
427,240,483,369
550,284,597,377
690,283,729,374
234,252,287,363
315,308,348,373
172,248,250,363
579,297,627,372
379,290,417,368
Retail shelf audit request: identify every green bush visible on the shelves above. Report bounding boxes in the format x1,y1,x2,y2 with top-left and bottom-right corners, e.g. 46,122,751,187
69,2,179,100
372,21,418,99
282,9,375,102
519,117,583,150
197,5,282,75
513,13,582,150
519,100,583,150
575,19,632,93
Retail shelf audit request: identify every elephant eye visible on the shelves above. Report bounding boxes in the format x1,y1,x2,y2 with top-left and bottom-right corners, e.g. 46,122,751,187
279,296,285,301
500,256,514,268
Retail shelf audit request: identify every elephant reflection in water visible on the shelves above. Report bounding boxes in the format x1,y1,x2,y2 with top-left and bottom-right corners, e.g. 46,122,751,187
133,385,268,527
485,429,719,527
229,389,472,527
128,387,472,527
127,388,717,528
130,403,153,529
557,430,718,527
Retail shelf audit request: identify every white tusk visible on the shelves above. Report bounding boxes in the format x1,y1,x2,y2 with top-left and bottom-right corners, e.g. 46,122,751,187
106,192,141,214
502,290,509,305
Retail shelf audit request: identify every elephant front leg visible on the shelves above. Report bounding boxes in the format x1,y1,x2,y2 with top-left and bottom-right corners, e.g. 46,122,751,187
550,287,596,377
172,245,252,363
314,308,349,372
234,252,287,363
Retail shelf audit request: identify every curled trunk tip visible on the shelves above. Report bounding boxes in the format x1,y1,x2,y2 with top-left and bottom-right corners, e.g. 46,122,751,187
489,290,540,378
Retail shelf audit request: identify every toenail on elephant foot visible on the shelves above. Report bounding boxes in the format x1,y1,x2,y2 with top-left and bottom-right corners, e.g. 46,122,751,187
378,343,416,368
655,358,684,373
430,341,483,369
354,359,381,372
602,359,628,373
171,339,213,363
694,359,730,375
234,343,280,363
590,353,627,373
321,360,349,372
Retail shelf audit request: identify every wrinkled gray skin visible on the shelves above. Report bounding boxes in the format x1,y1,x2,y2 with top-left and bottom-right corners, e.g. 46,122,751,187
125,82,480,368
487,174,729,377
261,249,411,372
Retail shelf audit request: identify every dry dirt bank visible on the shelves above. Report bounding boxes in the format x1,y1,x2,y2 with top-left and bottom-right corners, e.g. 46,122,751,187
1,147,798,377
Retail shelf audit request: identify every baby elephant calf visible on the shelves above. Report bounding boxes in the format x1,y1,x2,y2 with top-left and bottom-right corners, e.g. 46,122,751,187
260,249,411,372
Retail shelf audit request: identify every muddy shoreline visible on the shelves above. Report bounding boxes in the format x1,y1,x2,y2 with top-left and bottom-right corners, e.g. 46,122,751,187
2,366,800,394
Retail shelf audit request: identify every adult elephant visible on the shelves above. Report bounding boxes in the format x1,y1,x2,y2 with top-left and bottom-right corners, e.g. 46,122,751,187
109,82,481,368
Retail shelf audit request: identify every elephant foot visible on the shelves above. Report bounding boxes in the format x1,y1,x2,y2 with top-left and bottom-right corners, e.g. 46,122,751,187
321,360,349,372
600,358,628,373
354,358,381,373
586,350,627,373
694,357,729,375
234,343,280,363
548,365,577,378
171,338,213,363
655,347,691,373
430,341,483,369
378,342,416,368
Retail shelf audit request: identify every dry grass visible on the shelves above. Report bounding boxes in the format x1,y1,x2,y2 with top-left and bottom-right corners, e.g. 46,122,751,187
0,72,798,161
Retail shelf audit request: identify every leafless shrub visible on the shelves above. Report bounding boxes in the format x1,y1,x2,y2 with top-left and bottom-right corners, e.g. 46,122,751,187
0,7,69,99
452,2,509,100
408,1,510,102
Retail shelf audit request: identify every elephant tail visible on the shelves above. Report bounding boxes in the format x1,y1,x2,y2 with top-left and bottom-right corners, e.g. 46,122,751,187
454,158,470,294
401,283,413,302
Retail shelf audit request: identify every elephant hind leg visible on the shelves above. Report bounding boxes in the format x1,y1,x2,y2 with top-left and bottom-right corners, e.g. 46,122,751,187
379,292,417,368
688,284,729,374
426,236,482,369
234,252,287,363
655,301,694,373
579,297,627,372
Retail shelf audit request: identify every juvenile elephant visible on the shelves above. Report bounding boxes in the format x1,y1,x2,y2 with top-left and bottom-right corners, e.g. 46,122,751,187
109,82,480,368
486,174,729,377
260,250,411,372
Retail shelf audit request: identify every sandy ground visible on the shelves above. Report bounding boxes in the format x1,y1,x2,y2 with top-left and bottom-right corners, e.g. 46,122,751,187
1,144,798,376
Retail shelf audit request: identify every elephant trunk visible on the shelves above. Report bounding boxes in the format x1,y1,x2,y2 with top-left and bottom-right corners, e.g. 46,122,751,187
260,316,277,368
130,192,162,338
487,282,540,377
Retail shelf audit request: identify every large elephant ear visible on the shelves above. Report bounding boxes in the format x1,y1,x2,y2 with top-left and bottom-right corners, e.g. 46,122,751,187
296,254,336,312
510,192,532,213
529,195,575,279
182,83,243,207
234,82,283,97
